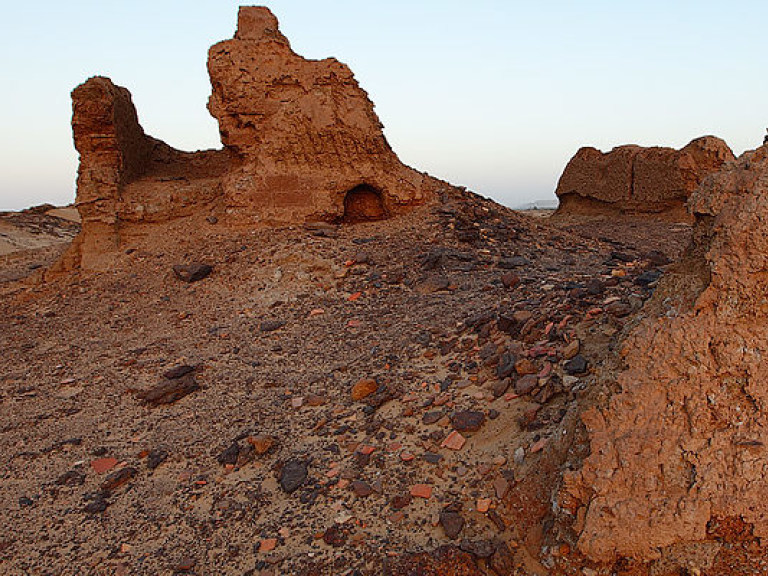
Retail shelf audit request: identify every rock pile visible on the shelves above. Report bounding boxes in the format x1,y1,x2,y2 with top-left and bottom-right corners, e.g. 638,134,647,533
63,6,444,271
554,136,734,221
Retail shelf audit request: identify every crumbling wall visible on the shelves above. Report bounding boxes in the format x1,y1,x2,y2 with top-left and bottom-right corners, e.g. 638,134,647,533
207,6,438,224
561,143,768,562
555,136,734,220
63,7,442,271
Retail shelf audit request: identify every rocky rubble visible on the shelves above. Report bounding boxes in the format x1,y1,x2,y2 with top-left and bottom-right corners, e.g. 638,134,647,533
0,185,680,574
554,136,734,221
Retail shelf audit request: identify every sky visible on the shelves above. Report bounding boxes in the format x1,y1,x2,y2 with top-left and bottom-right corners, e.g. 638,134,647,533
1,0,767,211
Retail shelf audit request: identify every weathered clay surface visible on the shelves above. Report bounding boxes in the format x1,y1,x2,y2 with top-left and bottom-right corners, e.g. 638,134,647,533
555,136,734,220
207,6,439,224
63,7,443,271
563,143,768,561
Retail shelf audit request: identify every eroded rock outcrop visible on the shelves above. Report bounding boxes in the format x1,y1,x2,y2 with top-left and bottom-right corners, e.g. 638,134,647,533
555,136,734,220
208,7,438,223
561,143,768,563
63,6,443,271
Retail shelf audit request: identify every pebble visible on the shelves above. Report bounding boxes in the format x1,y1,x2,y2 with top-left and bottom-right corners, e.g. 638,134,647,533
564,355,589,375
247,435,276,455
514,375,538,396
441,430,466,451
410,484,433,499
90,457,118,474
172,263,213,283
563,340,580,360
513,447,525,465
260,319,286,332
100,467,137,493
439,508,465,540
450,410,486,433
476,498,492,513
422,411,443,425
279,459,308,493
493,476,510,499
350,480,373,497
351,379,378,401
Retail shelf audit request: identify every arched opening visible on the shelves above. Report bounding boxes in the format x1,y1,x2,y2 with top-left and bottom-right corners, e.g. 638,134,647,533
342,184,387,223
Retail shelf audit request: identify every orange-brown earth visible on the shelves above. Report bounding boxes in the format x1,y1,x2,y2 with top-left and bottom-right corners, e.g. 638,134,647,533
3,5,768,576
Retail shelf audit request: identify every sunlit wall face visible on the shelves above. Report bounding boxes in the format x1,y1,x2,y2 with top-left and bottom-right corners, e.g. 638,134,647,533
1,0,766,211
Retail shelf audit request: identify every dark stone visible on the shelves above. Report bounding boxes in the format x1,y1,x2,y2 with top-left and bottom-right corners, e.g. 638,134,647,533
350,480,373,497
644,250,671,266
172,263,213,283
279,459,308,493
459,539,495,558
147,448,169,470
610,251,634,263
175,557,197,572
163,364,195,380
217,442,240,466
391,494,412,509
500,272,520,289
564,355,589,375
439,509,465,540
422,411,443,425
423,452,443,464
450,410,486,433
498,256,529,269
488,409,500,420
490,379,510,398
514,374,538,395
585,278,605,295
83,494,108,514
259,320,286,332
635,269,662,287
323,525,347,547
606,300,632,317
137,373,199,406
496,352,516,379
18,496,34,507
55,470,86,486
100,467,137,493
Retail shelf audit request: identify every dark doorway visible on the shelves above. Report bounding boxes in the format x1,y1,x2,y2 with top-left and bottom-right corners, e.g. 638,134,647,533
342,184,386,223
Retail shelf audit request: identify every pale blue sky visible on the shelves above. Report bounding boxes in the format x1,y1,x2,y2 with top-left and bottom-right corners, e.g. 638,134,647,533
1,1,766,211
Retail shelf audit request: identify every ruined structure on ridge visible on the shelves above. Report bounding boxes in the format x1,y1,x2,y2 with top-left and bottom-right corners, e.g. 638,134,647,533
554,136,734,221
64,6,444,271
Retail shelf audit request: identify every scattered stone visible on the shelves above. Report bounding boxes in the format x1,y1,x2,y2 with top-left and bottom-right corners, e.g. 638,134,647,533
172,263,212,283
247,435,277,455
90,457,119,474
422,411,443,425
55,470,86,486
279,459,308,493
259,538,278,553
563,340,580,360
460,538,495,558
493,476,510,499
515,358,537,375
410,484,433,499
350,480,373,497
162,365,195,380
564,355,589,375
147,449,168,470
497,352,516,379
137,373,199,406
634,269,662,287
500,272,520,289
450,410,486,433
514,375,538,395
83,494,108,514
174,557,196,572
100,467,137,493
476,498,492,513
585,278,605,296
490,379,510,398
217,441,240,466
441,430,467,451
423,452,443,464
439,507,465,540
259,320,286,332
323,525,347,547
18,496,34,507
391,494,412,509
351,378,378,401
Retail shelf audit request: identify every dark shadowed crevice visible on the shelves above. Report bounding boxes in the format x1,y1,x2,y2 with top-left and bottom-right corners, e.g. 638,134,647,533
341,184,387,223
